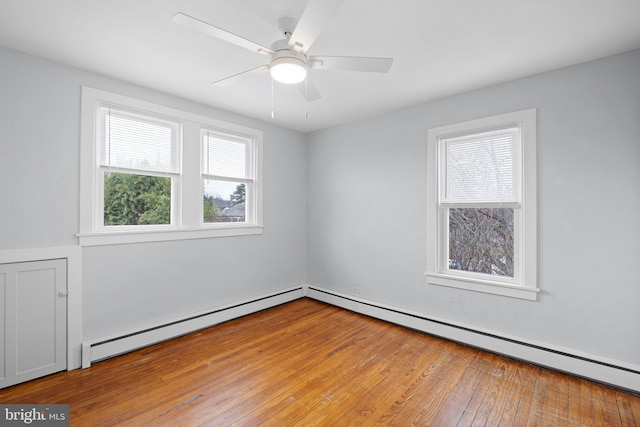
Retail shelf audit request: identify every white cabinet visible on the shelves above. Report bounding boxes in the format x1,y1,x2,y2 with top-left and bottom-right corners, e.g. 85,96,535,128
0,259,67,388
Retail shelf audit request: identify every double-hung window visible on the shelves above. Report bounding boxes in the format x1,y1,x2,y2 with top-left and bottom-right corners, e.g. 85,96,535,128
98,107,180,227
201,130,255,224
426,109,538,300
79,87,263,246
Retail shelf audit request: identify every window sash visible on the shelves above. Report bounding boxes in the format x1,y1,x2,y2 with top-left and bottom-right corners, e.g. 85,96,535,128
201,129,253,180
202,179,254,224
98,106,180,176
99,169,180,231
97,170,180,230
438,125,523,282
200,129,256,225
438,125,521,205
442,206,521,283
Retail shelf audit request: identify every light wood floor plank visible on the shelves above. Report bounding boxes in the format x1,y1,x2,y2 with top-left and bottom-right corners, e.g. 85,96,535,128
525,367,549,426
496,362,534,426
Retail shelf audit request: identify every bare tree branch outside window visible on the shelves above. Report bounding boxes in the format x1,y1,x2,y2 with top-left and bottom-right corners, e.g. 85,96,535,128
448,208,514,277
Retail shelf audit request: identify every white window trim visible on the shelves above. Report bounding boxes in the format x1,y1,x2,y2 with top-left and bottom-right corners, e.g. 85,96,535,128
79,87,263,246
426,109,538,300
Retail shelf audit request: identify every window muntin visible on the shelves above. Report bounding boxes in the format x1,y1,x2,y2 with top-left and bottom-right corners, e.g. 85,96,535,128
426,109,537,300
79,87,264,246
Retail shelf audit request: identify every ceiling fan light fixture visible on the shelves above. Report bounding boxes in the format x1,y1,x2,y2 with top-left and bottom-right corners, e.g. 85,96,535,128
270,57,307,84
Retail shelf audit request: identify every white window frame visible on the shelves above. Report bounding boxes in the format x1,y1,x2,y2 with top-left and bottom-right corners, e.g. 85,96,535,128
79,87,263,246
96,106,182,231
201,129,257,224
426,109,538,300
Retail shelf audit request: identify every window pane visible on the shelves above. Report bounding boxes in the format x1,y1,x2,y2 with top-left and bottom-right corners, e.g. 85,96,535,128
440,126,520,204
100,107,179,173
104,172,171,225
448,208,514,277
202,132,248,179
203,179,246,223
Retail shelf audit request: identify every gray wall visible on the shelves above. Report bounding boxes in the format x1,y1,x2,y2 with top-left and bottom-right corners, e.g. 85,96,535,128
307,49,640,366
0,47,308,340
2,44,639,367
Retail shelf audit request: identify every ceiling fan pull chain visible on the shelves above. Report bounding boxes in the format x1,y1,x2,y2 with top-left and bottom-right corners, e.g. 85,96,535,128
271,76,275,119
305,78,309,119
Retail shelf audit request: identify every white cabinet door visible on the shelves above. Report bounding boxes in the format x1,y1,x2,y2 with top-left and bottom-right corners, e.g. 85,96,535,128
0,259,67,388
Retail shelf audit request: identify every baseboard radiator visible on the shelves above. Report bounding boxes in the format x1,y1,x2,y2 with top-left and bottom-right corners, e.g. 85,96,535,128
81,287,304,368
306,286,640,393
81,284,639,392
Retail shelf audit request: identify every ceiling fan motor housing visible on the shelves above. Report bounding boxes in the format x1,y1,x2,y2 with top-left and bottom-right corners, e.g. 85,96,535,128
270,39,308,83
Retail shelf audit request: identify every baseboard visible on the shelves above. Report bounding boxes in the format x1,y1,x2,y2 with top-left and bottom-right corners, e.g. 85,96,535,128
305,285,640,393
81,286,304,368
80,283,640,392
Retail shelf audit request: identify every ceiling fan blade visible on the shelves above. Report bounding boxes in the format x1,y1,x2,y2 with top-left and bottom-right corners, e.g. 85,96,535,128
213,65,270,86
297,78,322,102
173,12,273,56
308,56,393,73
288,0,346,53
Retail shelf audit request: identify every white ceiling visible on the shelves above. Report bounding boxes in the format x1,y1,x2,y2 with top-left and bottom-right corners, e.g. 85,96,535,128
1,0,640,133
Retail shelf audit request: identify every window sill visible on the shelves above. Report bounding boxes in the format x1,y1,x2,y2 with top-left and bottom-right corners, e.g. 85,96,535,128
78,225,264,247
426,272,539,301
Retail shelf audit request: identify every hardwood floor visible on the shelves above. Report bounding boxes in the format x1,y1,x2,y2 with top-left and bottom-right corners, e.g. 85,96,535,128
1,298,638,426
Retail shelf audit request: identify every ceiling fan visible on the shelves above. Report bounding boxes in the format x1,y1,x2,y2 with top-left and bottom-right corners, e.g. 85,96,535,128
172,0,393,101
